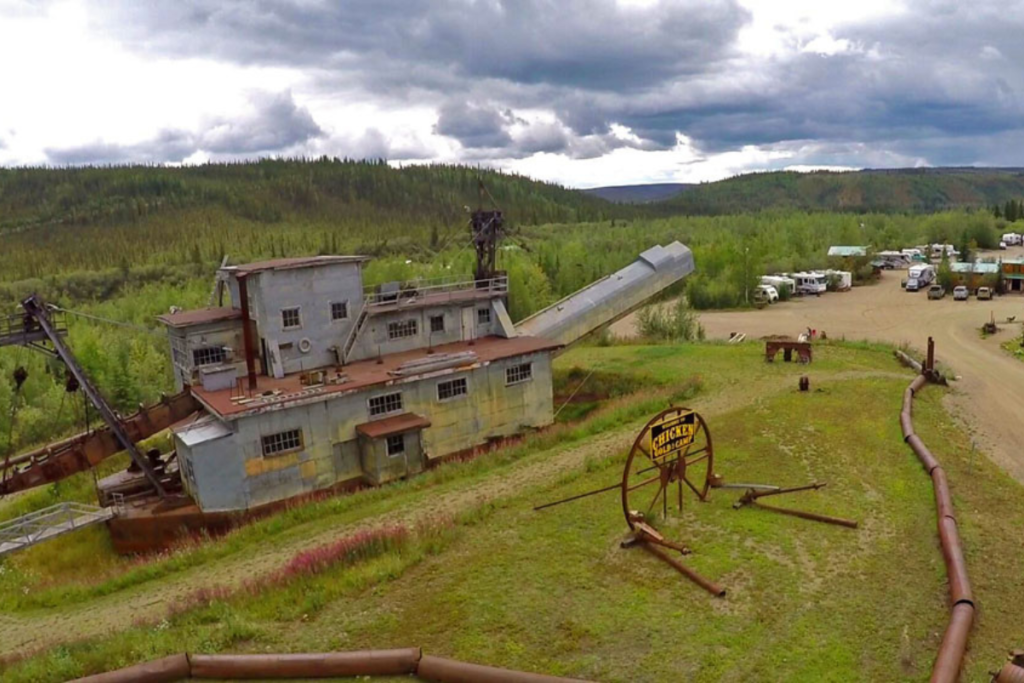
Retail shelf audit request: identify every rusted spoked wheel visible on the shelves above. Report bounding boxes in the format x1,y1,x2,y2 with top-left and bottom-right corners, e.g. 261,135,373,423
621,407,714,529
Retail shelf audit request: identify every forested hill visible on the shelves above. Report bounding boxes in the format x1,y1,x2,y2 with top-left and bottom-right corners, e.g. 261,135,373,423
0,158,623,235
658,168,1024,214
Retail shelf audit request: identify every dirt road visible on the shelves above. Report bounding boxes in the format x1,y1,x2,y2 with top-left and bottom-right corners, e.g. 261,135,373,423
612,267,1024,483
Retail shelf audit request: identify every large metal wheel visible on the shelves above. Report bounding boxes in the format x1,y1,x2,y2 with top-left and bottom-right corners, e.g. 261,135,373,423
621,407,714,529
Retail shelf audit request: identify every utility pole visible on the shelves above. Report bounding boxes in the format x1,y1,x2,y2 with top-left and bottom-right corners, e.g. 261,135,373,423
744,246,750,305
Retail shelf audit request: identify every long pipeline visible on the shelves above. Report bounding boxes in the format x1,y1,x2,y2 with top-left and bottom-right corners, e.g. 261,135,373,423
898,347,975,683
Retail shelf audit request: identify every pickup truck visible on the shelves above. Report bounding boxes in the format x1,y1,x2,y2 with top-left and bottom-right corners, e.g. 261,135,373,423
978,286,994,300
953,286,969,301
928,285,946,300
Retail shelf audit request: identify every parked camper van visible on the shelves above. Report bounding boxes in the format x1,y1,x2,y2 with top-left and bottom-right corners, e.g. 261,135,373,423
1002,233,1022,247
906,264,936,292
790,271,828,296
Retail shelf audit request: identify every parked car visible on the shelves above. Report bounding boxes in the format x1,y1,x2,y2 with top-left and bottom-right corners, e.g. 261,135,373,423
953,286,968,300
928,285,946,300
977,286,994,300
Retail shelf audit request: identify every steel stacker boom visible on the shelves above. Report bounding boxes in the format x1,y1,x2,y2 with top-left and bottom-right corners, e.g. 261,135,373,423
4,295,167,497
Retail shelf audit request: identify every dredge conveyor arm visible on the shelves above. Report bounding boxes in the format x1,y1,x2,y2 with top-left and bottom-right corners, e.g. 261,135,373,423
5,295,169,497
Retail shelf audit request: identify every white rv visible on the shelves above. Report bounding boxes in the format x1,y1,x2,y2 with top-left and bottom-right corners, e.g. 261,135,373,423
824,269,853,291
790,271,828,296
906,264,936,292
1002,232,1022,246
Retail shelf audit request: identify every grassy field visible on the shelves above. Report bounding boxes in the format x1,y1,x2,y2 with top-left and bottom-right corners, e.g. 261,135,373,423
2,341,1023,682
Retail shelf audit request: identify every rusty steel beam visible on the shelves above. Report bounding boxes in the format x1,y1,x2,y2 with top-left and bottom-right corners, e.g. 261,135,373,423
189,649,422,678
639,541,726,597
0,391,200,495
68,654,190,683
237,274,259,391
750,501,859,529
417,654,591,682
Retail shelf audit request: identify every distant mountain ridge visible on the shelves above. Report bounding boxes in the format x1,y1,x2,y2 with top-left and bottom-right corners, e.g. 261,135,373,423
582,183,694,203
657,167,1024,214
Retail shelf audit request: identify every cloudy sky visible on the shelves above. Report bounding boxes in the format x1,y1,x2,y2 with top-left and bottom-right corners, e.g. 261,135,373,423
1,0,1022,187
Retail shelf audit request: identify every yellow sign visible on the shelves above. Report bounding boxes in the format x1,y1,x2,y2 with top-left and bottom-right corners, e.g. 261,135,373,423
650,412,696,460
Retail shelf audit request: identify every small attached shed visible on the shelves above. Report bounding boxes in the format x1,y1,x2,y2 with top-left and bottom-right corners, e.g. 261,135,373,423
356,413,431,485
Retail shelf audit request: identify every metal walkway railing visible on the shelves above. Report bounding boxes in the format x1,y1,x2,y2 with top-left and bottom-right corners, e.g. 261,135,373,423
0,502,115,557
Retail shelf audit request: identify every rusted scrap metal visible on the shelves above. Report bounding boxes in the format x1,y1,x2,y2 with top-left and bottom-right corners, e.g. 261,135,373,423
638,541,726,598
765,339,812,363
898,341,975,683
994,663,1024,683
993,652,1024,683
731,482,858,529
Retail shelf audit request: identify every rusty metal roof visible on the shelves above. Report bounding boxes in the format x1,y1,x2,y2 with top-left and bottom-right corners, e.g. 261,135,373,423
158,307,242,328
356,413,431,439
225,255,369,275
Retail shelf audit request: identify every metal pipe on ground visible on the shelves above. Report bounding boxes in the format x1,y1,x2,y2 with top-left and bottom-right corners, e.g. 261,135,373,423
417,655,591,683
906,434,940,474
932,468,955,522
69,654,190,683
639,541,726,597
894,349,924,374
189,649,422,678
898,346,975,683
938,516,974,606
900,411,915,441
931,602,975,683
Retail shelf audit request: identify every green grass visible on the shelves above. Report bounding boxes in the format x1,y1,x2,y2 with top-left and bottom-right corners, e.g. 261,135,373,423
4,342,1023,682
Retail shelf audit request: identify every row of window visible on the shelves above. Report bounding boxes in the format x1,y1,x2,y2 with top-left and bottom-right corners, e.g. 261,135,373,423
259,363,532,457
279,302,350,330
260,426,407,459
278,305,492,337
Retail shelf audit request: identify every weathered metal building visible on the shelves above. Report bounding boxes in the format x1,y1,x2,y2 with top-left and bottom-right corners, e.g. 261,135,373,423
159,243,694,514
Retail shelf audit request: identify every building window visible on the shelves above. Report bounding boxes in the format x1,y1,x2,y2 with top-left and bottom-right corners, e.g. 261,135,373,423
261,428,303,457
388,319,418,340
437,377,468,401
192,346,227,367
282,307,301,329
430,315,445,333
477,307,492,325
506,362,533,386
386,434,405,457
369,392,403,417
331,301,349,321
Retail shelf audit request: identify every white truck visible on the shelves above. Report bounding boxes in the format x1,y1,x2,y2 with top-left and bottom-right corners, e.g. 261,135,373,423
906,264,936,292
790,271,828,296
761,275,796,296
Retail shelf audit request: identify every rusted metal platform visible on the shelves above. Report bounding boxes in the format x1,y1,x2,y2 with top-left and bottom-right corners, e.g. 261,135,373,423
0,502,115,557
